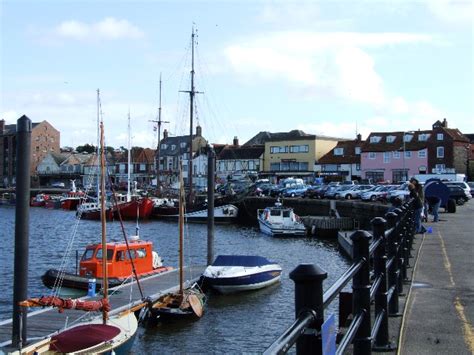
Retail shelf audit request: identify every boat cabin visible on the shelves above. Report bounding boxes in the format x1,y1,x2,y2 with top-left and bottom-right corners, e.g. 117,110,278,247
80,239,155,279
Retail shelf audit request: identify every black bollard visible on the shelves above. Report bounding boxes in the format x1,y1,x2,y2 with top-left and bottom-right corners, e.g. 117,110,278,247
289,264,327,355
207,146,215,266
385,213,401,316
12,115,32,347
351,230,372,355
371,217,396,351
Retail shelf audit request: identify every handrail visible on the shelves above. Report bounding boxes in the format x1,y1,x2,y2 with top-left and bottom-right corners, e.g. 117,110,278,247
265,198,416,354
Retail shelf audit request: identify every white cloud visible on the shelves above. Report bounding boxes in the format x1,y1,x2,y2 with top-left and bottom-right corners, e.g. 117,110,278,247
426,0,473,24
52,17,144,42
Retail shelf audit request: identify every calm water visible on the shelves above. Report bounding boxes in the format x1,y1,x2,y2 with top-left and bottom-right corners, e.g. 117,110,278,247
0,205,350,353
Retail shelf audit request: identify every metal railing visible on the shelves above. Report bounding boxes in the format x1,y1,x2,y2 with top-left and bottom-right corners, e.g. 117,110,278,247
265,199,416,355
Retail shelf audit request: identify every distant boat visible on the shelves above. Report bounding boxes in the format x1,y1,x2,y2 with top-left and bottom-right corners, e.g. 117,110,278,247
202,255,282,294
257,200,306,237
30,193,49,207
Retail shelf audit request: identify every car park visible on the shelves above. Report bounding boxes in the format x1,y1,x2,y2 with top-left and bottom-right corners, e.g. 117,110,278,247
335,184,374,199
282,184,308,197
444,182,471,200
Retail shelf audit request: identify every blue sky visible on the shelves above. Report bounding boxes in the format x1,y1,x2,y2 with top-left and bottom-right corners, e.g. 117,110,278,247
1,0,472,149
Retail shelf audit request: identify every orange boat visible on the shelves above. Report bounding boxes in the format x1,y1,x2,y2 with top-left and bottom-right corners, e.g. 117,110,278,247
42,237,173,291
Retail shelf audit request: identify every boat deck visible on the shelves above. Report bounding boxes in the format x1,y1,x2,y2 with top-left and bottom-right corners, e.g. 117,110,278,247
0,265,206,348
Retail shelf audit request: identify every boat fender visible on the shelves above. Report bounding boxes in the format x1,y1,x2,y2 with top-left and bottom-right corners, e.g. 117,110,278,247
152,251,163,269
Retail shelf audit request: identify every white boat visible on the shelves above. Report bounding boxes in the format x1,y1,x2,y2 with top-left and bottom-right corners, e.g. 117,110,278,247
202,255,282,294
257,201,306,237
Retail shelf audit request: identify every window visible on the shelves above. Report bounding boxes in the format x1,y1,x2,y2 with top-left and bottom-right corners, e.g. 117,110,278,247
356,163,360,171
119,164,126,173
95,248,114,261
437,146,444,158
180,142,186,148
405,151,412,158
437,133,444,141
418,134,430,141
249,161,254,170
435,164,445,172
368,152,376,159
171,144,176,150
370,136,381,143
270,146,288,154
289,145,309,153
161,143,167,149
383,152,390,163
270,162,280,171
334,148,344,156
418,150,426,158
355,147,361,155
386,135,395,143
403,134,413,142
393,151,400,159
140,163,146,171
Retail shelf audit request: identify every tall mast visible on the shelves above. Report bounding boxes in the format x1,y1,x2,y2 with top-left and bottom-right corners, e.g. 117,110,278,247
96,89,101,196
178,161,184,295
127,110,131,202
99,113,108,324
150,74,169,187
180,26,202,204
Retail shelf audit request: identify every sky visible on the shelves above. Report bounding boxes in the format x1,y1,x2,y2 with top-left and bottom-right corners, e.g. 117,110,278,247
1,0,473,149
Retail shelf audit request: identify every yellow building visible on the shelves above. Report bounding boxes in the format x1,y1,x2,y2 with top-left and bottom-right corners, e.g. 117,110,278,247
260,130,341,177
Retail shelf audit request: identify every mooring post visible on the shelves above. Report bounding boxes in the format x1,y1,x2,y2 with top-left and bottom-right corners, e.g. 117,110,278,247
207,146,215,266
351,230,372,355
289,264,327,355
371,217,395,351
12,115,32,347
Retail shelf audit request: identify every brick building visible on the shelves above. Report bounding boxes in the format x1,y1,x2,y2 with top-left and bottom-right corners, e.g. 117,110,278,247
0,115,60,187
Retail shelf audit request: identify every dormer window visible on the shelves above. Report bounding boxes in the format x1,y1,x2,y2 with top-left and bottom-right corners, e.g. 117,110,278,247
180,142,186,148
370,136,381,143
418,133,430,141
355,147,361,155
171,144,176,150
403,134,413,142
386,135,395,143
161,143,167,150
334,148,344,156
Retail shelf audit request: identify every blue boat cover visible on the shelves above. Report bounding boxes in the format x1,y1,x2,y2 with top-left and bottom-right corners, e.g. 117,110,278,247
212,255,276,267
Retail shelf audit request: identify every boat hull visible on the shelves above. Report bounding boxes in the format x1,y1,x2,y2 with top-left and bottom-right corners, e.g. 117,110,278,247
203,270,281,294
258,217,306,237
42,267,173,291
114,198,154,220
155,204,238,224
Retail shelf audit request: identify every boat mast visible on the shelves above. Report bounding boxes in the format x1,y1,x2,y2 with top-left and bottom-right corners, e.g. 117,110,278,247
179,162,184,295
96,89,101,197
180,26,201,204
127,110,131,202
99,118,109,324
151,74,169,187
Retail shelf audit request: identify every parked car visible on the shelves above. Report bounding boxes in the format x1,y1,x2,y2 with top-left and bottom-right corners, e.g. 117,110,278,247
386,183,410,201
282,184,308,197
324,185,346,199
468,182,474,197
444,182,471,200
304,185,324,199
336,184,374,199
447,185,469,205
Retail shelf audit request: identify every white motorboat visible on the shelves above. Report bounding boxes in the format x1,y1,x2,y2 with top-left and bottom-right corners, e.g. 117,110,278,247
202,255,282,294
257,201,306,237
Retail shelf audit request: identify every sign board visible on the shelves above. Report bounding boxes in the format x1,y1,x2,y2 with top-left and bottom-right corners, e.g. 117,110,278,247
321,314,337,355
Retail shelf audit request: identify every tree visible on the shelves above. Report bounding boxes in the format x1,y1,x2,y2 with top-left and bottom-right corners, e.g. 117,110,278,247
76,144,96,154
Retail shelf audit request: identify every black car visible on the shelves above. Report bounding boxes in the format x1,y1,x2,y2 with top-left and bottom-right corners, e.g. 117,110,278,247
447,185,469,205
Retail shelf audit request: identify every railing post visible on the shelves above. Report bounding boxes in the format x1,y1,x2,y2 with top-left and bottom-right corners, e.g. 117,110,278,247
385,212,401,316
289,264,327,355
371,217,396,351
351,230,372,355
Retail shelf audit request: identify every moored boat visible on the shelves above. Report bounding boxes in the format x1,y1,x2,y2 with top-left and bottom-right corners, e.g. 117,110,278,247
257,200,306,237
30,193,49,207
42,236,173,292
202,255,282,294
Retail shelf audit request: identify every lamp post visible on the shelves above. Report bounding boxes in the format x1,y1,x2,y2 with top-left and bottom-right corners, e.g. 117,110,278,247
402,131,415,182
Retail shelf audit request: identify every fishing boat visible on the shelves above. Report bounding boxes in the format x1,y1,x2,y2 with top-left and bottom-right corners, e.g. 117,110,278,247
60,180,85,210
202,255,282,294
41,235,172,292
30,193,49,207
257,200,306,237
44,195,62,209
146,164,206,321
0,192,15,205
17,98,138,354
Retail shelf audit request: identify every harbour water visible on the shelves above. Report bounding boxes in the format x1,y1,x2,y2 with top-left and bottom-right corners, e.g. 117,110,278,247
0,206,350,353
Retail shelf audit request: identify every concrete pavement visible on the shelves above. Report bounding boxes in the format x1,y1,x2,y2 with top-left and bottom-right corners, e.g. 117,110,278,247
398,199,474,354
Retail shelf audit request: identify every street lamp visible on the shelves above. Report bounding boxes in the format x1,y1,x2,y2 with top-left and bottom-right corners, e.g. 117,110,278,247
402,131,415,182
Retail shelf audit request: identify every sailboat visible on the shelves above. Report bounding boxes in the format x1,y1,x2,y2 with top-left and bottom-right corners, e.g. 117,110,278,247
146,163,206,320
16,98,138,354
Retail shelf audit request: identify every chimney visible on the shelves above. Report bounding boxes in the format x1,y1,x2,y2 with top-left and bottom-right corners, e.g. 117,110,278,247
163,129,168,139
196,125,202,137
0,119,4,134
442,118,448,128
356,133,361,142
233,136,239,146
